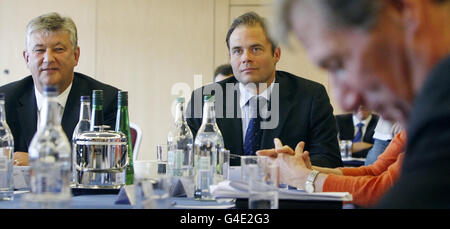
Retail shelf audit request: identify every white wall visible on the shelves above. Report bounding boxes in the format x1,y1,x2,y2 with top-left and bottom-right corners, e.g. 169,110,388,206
0,0,342,160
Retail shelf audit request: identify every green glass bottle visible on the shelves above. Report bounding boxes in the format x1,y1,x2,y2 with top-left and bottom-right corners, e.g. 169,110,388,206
90,90,104,131
115,91,134,185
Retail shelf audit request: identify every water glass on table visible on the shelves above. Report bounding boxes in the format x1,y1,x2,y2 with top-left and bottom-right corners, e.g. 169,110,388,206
339,140,352,159
248,156,279,209
135,175,174,209
240,155,259,182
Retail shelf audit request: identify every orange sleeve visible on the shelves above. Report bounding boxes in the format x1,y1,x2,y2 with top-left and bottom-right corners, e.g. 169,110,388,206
322,130,407,207
323,152,404,207
340,130,407,176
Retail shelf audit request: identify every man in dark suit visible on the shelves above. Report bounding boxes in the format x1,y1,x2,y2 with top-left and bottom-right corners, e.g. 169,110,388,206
0,12,119,165
187,12,341,168
335,106,379,158
273,0,450,208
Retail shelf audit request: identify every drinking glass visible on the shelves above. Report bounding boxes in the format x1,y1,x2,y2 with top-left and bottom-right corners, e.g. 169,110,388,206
135,175,174,209
339,140,352,159
248,156,279,209
240,155,259,182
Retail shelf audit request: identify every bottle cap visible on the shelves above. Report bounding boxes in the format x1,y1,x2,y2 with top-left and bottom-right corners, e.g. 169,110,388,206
80,96,90,102
176,97,185,103
43,85,58,96
203,95,214,102
92,90,104,105
118,91,128,106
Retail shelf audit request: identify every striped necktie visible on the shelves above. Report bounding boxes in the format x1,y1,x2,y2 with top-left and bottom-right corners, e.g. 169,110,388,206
243,96,264,155
353,122,364,142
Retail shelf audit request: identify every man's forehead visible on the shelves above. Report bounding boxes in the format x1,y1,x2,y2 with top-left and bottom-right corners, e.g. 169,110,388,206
230,25,270,46
28,30,71,45
300,33,344,66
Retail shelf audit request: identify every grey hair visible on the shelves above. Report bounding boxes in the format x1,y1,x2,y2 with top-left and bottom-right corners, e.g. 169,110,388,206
273,0,382,45
26,12,78,50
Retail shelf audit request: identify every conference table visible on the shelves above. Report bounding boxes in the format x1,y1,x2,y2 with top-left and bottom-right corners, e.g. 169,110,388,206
0,189,343,209
1,166,346,209
0,190,240,209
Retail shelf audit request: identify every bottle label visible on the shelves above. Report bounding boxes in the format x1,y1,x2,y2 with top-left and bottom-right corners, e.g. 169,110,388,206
0,156,7,172
168,149,185,176
0,148,7,172
198,156,210,171
174,149,184,169
168,150,175,167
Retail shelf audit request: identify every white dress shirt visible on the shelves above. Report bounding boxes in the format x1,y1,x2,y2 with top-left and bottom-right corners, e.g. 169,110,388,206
373,117,394,141
35,83,73,129
352,114,372,141
239,81,274,142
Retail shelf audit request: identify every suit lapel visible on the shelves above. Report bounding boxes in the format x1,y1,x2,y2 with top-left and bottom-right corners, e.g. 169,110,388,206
363,115,377,142
61,82,80,140
62,76,89,141
260,74,294,149
217,79,243,154
17,86,38,149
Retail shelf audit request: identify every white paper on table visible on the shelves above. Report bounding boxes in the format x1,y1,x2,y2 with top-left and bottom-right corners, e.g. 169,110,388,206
210,180,352,201
172,199,235,209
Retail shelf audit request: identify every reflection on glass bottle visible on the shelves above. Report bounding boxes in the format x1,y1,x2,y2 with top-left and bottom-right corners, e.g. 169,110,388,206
194,95,224,200
115,91,134,185
28,86,71,207
167,97,193,177
156,145,167,175
0,93,14,201
72,96,90,184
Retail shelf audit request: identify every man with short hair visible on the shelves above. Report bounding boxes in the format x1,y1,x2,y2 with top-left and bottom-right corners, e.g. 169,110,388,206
336,105,379,158
270,0,450,208
0,12,120,165
187,12,341,168
213,64,233,82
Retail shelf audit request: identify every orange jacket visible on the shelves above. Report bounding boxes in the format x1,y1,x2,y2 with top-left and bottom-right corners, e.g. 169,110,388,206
323,130,407,207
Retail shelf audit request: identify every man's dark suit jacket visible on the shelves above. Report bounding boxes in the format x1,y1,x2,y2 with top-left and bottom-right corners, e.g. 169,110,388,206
0,72,120,152
335,113,379,158
377,56,450,208
187,71,342,168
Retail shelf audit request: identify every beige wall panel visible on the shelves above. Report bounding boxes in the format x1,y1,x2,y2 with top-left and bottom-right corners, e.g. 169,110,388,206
230,0,270,5
97,0,215,160
214,0,230,70
0,0,96,86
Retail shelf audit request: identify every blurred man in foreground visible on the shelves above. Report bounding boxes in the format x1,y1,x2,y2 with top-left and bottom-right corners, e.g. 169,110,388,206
267,0,450,208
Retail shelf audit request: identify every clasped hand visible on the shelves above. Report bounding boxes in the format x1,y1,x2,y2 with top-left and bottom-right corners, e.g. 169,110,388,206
257,138,312,189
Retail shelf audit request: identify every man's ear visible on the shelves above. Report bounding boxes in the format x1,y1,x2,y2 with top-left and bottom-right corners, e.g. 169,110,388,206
23,50,29,64
74,46,80,66
273,46,281,64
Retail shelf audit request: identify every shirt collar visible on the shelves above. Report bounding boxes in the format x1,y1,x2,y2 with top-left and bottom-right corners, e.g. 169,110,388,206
239,77,275,109
352,114,372,126
35,83,73,112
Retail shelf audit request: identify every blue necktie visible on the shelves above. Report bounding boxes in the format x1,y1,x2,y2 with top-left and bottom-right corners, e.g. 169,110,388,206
353,122,364,142
244,97,263,155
